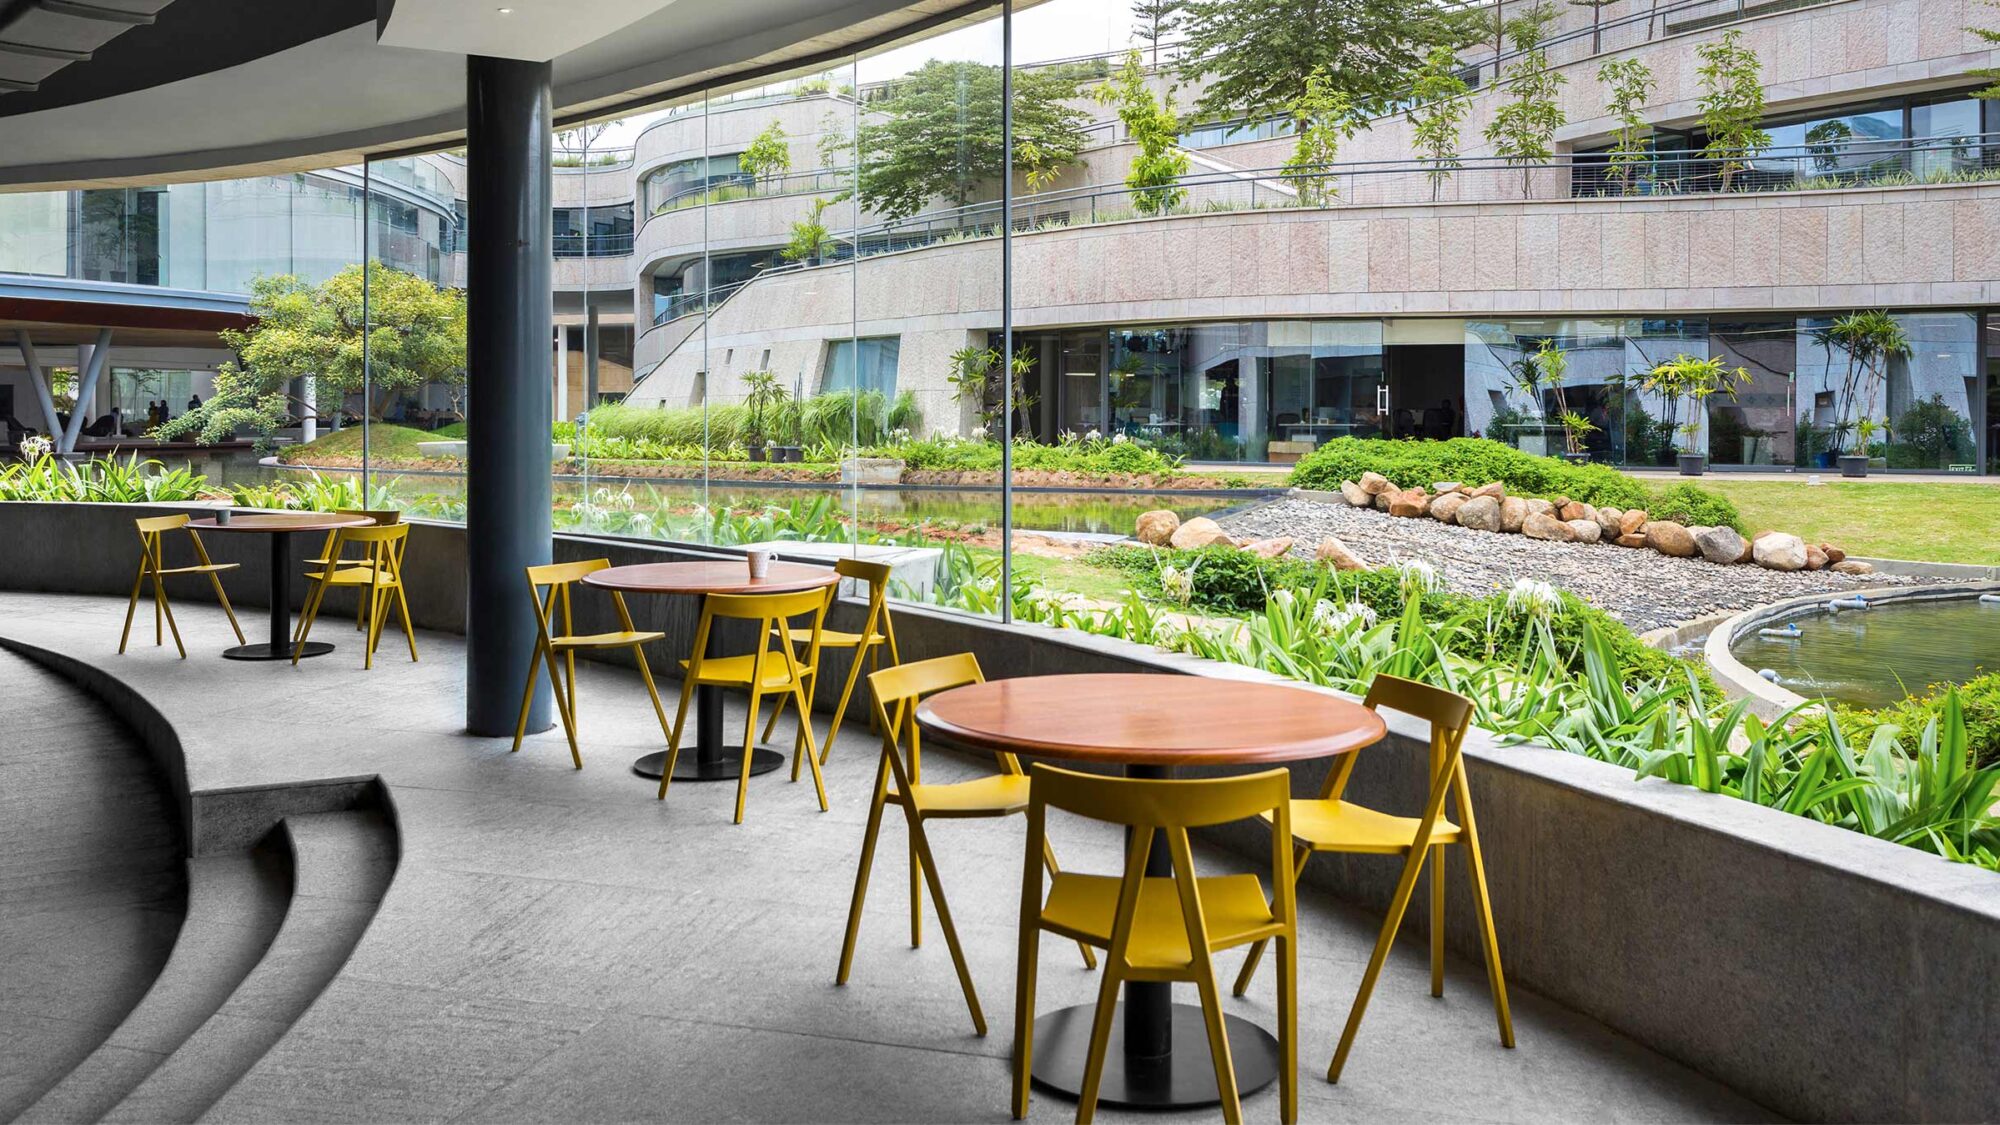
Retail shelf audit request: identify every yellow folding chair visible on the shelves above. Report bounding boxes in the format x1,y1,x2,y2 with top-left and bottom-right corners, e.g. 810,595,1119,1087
299,509,400,639
292,523,417,669
834,653,1095,1036
657,586,830,823
761,557,900,768
1230,674,1511,1083
1013,764,1299,1125
119,514,246,658
510,558,673,769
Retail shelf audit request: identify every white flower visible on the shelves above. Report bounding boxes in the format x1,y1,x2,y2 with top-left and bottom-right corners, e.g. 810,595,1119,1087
1392,558,1442,597
1111,432,1129,444
1505,578,1562,621
1084,428,1102,441
1159,564,1195,606
1271,588,1296,610
1312,599,1376,636
19,434,51,460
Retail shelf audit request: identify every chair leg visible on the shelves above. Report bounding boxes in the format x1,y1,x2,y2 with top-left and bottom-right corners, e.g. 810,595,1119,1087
631,646,676,752
1234,844,1311,997
764,681,792,746
1461,826,1515,1048
292,578,331,665
1075,963,1124,1125
510,640,546,754
1430,843,1446,999
207,571,246,644
904,807,986,1036
1328,844,1432,1084
118,559,146,654
396,585,419,662
152,576,186,659
1010,899,1043,1121
733,688,763,824
364,587,388,670
792,683,829,812
1193,967,1243,1125
1278,933,1299,1125
657,675,696,801
909,835,922,949
820,643,871,765
836,753,893,986
1039,840,1097,970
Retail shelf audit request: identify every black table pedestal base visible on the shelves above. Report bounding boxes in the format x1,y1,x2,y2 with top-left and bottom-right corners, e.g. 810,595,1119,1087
631,746,786,782
224,641,334,661
1029,1002,1280,1109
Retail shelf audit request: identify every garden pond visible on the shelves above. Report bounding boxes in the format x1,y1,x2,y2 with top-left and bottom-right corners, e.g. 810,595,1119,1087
1730,594,2000,709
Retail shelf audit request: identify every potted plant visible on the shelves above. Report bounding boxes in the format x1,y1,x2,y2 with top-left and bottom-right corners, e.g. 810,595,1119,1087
1557,410,1598,464
742,370,783,462
1642,353,1750,476
1821,311,1910,478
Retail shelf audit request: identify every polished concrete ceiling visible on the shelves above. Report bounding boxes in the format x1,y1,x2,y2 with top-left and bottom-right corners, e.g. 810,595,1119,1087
0,0,986,190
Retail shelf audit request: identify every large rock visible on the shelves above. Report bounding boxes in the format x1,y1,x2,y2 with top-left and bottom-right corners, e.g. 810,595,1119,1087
1430,492,1470,524
1499,496,1528,533
1523,498,1555,518
1432,481,1462,495
1567,518,1603,544
1359,471,1394,495
1595,506,1624,535
1619,509,1648,536
1557,500,1591,523
1388,489,1431,518
1456,494,1503,532
1523,512,1578,542
1615,533,1650,548
1373,489,1393,511
1694,525,1746,565
1314,536,1369,571
1245,536,1295,560
1804,544,1829,570
1645,520,1697,558
1339,479,1372,507
1170,517,1232,550
1831,559,1875,575
1134,509,1180,546
1738,538,1756,564
1821,544,1847,564
1752,531,1808,571
1469,481,1506,499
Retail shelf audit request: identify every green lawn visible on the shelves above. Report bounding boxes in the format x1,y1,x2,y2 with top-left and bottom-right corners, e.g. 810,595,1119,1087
1695,480,2000,566
281,423,450,462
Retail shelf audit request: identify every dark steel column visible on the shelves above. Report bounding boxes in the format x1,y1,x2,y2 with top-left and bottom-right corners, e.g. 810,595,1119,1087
465,55,555,735
585,303,600,408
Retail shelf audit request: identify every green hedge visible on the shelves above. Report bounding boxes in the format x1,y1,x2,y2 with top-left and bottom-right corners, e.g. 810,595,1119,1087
1093,543,1698,687
587,390,918,451
1287,437,1745,531
885,436,1186,477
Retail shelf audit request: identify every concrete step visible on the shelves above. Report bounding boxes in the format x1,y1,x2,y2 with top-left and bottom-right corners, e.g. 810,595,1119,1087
89,810,397,1125
10,844,291,1125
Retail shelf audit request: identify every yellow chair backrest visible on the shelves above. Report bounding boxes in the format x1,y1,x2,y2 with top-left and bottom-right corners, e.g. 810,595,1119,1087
834,557,892,587
867,652,982,778
134,513,190,534
332,523,409,546
1320,673,1475,806
1028,762,1292,831
704,586,830,622
525,557,612,588
336,508,401,526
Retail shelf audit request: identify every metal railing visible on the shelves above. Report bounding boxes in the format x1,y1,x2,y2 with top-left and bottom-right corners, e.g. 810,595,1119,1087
645,167,854,220
554,232,637,258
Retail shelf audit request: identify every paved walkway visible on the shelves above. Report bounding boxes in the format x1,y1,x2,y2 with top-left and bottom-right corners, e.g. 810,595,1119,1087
0,591,1775,1123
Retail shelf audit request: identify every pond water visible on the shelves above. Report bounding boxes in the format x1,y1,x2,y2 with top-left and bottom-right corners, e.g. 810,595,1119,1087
1729,595,2000,709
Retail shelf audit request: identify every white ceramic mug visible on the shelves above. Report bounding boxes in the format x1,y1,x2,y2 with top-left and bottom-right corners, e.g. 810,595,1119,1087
746,549,773,580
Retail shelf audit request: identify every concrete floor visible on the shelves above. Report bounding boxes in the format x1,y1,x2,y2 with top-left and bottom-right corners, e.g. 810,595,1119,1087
0,590,1777,1124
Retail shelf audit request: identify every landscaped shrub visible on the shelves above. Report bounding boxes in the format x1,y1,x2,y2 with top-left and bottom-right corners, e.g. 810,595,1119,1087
1289,437,1653,509
1645,482,1744,532
1809,671,2000,769
887,436,1186,477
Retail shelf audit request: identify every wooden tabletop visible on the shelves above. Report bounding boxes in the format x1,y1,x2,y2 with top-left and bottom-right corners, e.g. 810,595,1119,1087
580,559,839,596
185,512,375,533
916,673,1386,767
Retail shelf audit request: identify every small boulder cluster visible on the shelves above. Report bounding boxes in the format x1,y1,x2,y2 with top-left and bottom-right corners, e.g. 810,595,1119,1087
1322,473,1874,575
1134,509,1294,560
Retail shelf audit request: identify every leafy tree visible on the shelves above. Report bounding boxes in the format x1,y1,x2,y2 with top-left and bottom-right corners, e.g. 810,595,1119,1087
1483,6,1567,198
1695,29,1770,191
1406,47,1471,201
1095,51,1191,215
815,110,848,171
740,121,791,187
1597,57,1655,195
782,197,836,263
1281,69,1361,206
1175,0,1481,126
1131,0,1184,66
155,262,466,445
1970,0,2000,99
1820,310,1910,455
856,60,1089,220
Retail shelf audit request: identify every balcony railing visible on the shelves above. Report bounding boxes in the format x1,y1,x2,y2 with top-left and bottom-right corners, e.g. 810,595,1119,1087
646,167,855,221
554,232,636,258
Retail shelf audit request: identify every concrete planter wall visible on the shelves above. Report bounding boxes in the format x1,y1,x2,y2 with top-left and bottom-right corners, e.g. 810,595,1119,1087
4,499,1998,1121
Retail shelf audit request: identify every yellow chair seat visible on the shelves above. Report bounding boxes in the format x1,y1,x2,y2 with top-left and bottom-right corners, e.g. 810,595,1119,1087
775,626,883,650
678,653,809,689
1041,872,1276,971
551,629,665,650
897,773,1030,818
1270,799,1461,856
311,565,400,587
154,562,237,576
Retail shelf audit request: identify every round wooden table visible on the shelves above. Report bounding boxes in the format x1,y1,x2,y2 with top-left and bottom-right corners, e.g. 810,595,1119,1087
582,560,839,782
186,512,374,661
917,672,1386,1111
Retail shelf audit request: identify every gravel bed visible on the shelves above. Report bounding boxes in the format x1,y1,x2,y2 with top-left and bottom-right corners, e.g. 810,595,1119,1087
1218,496,1934,632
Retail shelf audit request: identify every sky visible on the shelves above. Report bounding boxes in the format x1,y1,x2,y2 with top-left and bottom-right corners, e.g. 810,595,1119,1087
591,0,1139,149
